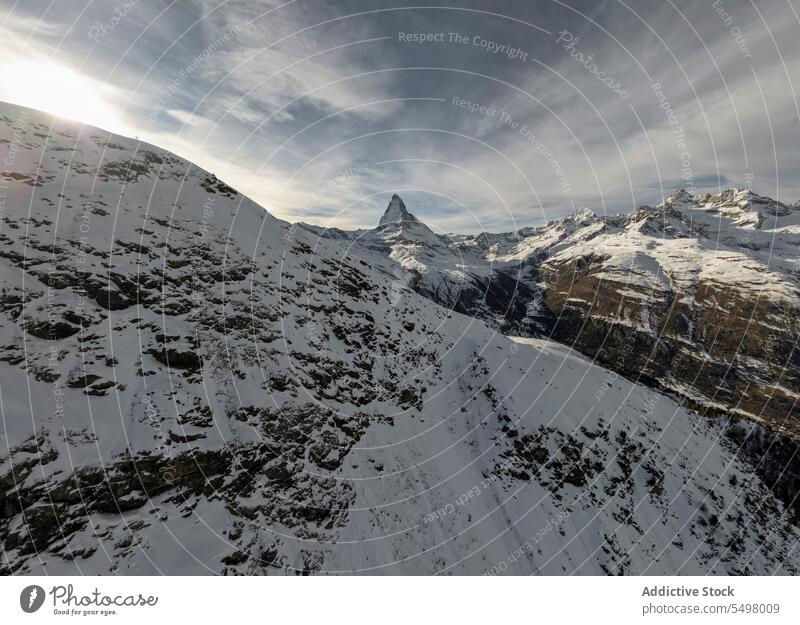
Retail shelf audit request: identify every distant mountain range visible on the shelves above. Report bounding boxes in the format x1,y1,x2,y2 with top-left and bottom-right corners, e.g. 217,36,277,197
1,102,799,575
303,188,800,437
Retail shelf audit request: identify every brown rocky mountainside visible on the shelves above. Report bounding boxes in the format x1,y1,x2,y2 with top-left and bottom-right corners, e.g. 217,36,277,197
537,190,800,438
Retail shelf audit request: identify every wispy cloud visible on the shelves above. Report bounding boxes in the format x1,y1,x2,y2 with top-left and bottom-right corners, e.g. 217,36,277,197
0,0,798,232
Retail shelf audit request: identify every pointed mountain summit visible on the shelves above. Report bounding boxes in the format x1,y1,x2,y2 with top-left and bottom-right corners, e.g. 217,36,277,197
379,194,420,227
375,193,444,246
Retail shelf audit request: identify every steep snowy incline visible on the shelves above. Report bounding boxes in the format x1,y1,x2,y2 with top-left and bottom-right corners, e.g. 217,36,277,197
0,103,798,575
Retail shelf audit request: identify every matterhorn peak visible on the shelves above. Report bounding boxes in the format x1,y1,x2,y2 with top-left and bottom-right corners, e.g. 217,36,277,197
378,193,420,227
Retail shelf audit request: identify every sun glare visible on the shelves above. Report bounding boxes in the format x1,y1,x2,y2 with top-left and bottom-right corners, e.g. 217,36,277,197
1,59,127,134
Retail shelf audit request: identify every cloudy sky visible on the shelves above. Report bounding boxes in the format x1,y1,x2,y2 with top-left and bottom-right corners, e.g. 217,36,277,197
1,0,798,232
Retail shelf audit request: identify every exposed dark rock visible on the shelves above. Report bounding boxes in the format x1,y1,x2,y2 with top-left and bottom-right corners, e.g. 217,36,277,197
148,347,203,370
25,320,80,340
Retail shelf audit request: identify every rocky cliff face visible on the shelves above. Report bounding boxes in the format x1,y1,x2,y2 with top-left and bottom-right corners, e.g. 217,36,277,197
2,103,800,575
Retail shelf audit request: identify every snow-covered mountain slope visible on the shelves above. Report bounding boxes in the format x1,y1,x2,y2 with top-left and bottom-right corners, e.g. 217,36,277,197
1,102,799,575
307,190,800,444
